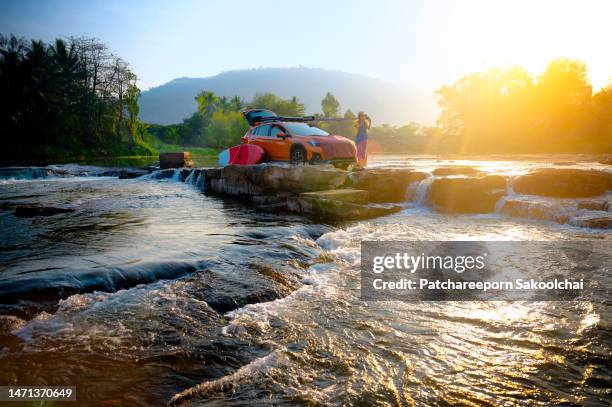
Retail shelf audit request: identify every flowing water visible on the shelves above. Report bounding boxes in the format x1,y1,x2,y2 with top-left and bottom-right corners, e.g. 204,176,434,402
0,156,610,406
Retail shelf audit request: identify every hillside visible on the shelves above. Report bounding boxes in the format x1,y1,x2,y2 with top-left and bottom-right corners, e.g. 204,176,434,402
138,67,437,125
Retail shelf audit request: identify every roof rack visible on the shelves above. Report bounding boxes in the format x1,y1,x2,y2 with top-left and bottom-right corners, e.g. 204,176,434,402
255,115,352,124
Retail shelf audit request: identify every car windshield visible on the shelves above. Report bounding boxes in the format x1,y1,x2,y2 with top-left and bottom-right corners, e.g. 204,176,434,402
285,123,329,137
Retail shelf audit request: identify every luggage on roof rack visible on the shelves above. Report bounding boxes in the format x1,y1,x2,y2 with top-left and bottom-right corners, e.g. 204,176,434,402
243,108,353,126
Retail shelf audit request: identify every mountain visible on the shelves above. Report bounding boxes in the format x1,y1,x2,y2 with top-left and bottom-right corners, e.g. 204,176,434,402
138,67,438,125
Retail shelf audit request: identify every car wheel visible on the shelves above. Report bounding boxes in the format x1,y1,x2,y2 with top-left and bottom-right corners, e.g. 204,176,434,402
290,145,306,165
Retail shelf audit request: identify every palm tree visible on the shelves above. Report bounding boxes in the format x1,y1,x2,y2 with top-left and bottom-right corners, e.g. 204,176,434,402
230,95,244,111
195,91,219,116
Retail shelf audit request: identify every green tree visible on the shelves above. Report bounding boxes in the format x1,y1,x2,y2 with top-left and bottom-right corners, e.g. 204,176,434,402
321,92,340,117
195,91,219,116
251,92,305,116
0,34,154,158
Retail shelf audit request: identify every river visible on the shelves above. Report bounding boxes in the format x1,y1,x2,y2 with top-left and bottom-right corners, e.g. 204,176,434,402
0,156,610,406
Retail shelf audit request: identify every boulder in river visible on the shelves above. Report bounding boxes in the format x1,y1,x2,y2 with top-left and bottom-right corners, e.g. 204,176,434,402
299,189,370,204
500,198,572,224
204,164,347,196
14,204,75,217
570,215,612,229
577,200,608,211
428,175,507,213
513,169,612,198
598,156,612,165
287,189,401,220
348,168,428,202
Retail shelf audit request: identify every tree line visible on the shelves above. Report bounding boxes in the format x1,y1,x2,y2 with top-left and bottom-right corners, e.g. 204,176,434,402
148,91,310,149
436,58,611,153
1,34,609,158
0,34,153,160
148,87,445,154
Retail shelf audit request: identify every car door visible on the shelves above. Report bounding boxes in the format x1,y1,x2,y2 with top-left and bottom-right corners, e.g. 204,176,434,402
269,125,291,160
249,124,272,156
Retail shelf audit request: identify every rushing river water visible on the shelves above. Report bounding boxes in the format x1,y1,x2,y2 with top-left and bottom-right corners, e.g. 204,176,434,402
0,156,610,406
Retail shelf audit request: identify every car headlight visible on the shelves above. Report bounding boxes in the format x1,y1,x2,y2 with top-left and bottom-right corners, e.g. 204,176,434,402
308,140,320,147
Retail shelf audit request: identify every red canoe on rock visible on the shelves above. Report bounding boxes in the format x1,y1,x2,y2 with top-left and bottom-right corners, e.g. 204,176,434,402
218,144,265,166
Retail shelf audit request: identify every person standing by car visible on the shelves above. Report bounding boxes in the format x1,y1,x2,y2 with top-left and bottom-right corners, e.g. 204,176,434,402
354,112,371,168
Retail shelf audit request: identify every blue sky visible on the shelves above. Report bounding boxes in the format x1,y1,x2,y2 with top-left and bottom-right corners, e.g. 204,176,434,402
1,0,610,91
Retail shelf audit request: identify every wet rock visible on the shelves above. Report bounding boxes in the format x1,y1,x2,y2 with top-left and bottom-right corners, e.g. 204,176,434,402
117,168,150,179
577,200,608,211
204,164,347,197
598,156,612,165
14,204,75,217
499,199,530,218
250,263,301,291
500,199,571,223
191,266,299,314
431,166,482,176
0,315,26,332
251,194,289,206
527,202,571,224
0,166,55,179
428,175,507,213
179,168,193,182
513,169,612,198
254,202,288,213
571,215,612,229
0,261,199,310
147,169,179,179
348,168,428,202
300,189,369,204
160,152,191,169
287,192,401,220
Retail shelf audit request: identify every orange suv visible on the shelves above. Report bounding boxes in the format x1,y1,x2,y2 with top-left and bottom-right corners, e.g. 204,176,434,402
241,109,357,168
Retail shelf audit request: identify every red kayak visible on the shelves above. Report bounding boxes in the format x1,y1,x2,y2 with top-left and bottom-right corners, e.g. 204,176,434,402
218,144,265,166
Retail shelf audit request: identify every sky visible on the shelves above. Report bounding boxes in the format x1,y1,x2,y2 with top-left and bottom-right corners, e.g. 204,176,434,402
1,0,611,92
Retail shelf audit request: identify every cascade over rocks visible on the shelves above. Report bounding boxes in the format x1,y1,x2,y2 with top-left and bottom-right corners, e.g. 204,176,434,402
139,163,610,228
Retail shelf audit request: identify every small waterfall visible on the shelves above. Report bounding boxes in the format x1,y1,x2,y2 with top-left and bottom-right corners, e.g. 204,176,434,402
195,172,205,191
404,180,420,202
139,168,180,181
413,176,434,207
494,176,515,213
184,170,195,185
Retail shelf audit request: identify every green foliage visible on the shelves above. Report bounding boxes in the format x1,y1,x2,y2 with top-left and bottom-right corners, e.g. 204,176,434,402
0,34,154,159
207,110,249,148
195,91,219,115
321,92,341,118
148,91,304,149
250,93,305,116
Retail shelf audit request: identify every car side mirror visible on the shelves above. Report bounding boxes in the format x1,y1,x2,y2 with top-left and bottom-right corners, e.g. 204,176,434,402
276,132,287,139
